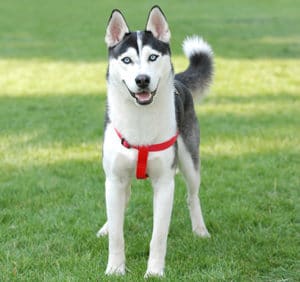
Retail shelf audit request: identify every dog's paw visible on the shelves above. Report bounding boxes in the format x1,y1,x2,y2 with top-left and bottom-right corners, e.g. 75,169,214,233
144,269,164,278
96,222,108,237
145,260,164,278
105,263,125,276
193,226,211,238
105,252,126,276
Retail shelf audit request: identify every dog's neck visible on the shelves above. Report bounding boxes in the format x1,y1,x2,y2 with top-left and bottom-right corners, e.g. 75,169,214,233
107,78,177,145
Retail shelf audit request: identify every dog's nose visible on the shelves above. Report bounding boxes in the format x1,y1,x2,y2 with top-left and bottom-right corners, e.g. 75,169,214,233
135,74,150,88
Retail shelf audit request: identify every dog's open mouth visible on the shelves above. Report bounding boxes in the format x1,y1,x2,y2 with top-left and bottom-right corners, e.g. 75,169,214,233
122,81,158,105
134,91,154,105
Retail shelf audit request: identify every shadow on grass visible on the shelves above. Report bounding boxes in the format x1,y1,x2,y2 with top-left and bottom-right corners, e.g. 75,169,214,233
0,88,298,279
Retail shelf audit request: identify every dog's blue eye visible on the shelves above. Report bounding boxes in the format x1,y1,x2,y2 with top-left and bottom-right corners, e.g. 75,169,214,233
148,54,159,62
122,57,132,64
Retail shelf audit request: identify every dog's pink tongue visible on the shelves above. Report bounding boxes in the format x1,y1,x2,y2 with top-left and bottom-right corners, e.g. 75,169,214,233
136,91,151,102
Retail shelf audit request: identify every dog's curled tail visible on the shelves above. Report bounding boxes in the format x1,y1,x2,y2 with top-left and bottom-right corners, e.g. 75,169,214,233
175,35,214,100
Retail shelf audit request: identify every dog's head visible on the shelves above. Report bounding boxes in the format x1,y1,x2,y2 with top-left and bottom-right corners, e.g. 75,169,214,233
105,6,172,106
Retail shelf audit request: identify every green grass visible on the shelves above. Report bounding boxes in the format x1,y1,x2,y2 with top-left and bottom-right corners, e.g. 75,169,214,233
0,0,299,281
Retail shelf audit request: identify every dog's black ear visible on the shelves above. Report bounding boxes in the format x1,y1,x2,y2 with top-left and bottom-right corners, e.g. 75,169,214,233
146,6,170,43
105,9,129,47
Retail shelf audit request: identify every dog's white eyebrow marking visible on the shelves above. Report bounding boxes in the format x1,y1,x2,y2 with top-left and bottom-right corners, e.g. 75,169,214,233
137,31,143,57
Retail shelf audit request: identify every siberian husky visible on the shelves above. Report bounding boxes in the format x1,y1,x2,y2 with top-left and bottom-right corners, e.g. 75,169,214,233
97,5,213,277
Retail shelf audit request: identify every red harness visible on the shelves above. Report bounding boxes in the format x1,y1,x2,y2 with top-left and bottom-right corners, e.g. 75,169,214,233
115,128,179,179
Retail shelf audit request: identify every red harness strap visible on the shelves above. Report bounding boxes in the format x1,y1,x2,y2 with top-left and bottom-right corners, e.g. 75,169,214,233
115,128,179,179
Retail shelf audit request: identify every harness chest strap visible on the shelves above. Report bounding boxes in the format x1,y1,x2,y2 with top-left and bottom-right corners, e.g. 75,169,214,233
114,128,179,179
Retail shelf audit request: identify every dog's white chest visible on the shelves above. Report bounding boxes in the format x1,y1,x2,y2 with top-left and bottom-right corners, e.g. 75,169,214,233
103,124,176,180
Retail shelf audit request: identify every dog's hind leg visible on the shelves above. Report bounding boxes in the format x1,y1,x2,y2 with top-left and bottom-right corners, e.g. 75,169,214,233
97,221,109,237
97,185,131,237
178,137,210,237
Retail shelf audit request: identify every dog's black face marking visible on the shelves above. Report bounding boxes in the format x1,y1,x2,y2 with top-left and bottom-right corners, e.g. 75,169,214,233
142,31,171,55
108,31,170,59
108,32,138,59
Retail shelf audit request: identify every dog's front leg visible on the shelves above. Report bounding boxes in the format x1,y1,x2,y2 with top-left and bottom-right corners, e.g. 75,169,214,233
145,178,175,277
105,177,128,275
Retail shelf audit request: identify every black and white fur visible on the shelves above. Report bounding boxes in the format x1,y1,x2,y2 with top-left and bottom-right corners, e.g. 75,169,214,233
97,6,213,277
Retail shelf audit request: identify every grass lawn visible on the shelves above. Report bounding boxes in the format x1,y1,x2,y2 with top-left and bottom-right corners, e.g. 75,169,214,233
0,0,299,281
